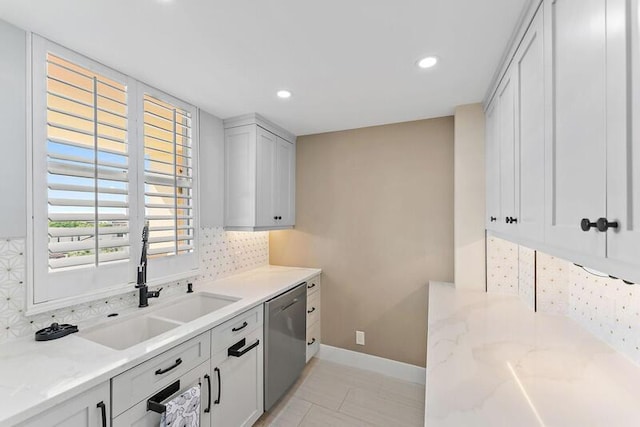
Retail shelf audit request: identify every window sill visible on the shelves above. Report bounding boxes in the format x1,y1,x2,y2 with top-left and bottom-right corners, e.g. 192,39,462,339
25,269,200,317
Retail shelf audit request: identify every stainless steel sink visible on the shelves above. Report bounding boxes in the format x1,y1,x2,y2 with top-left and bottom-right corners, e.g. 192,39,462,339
152,293,239,323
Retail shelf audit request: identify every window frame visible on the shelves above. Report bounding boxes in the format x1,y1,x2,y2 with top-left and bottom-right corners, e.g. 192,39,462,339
26,35,199,315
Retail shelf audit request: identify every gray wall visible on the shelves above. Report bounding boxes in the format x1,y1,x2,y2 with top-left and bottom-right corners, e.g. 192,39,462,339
0,19,26,237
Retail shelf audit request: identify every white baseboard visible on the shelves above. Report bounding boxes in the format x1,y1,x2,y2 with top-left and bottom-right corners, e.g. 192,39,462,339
316,344,426,385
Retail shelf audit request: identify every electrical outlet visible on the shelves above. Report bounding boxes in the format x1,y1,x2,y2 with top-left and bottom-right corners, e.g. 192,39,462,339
356,330,365,346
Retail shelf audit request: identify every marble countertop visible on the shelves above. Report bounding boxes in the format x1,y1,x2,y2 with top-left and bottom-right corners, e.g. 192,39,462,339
425,282,640,427
0,265,320,426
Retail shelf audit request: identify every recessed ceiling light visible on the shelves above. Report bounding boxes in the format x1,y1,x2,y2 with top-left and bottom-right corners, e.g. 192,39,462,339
277,90,292,99
417,56,438,69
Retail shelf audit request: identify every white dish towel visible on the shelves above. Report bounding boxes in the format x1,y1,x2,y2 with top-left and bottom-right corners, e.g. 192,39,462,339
160,385,201,427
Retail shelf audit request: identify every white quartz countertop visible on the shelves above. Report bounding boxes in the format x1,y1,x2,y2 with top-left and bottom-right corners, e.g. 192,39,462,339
0,265,320,426
425,282,640,427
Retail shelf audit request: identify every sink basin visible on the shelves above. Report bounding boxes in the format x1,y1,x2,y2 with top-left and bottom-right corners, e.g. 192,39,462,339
153,293,240,323
78,292,240,350
79,315,181,350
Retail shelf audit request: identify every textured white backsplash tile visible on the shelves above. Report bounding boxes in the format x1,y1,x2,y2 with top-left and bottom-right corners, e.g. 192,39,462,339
518,246,535,310
486,236,519,294
0,227,269,344
487,236,640,365
536,251,569,315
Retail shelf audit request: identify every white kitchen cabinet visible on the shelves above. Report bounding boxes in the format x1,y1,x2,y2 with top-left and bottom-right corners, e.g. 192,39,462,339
543,0,608,256
224,113,296,231
605,0,639,267
112,362,211,427
514,6,545,242
18,382,109,427
305,275,321,362
485,68,516,233
210,327,264,427
497,70,517,232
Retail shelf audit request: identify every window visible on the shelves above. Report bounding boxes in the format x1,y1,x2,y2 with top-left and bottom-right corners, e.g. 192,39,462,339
139,87,198,280
30,36,198,311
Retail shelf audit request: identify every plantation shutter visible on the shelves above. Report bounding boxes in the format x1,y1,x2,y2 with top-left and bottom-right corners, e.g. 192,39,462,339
140,88,198,280
32,37,138,304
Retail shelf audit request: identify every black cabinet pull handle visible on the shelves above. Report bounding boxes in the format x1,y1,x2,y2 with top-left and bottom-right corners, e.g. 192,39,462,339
214,367,221,405
228,338,260,357
510,217,517,224
581,218,598,232
97,401,107,427
307,307,316,314
490,216,497,222
155,358,182,375
596,218,619,232
307,283,316,289
505,216,518,224
307,338,316,346
232,321,248,332
505,216,511,224
204,374,212,413
147,380,181,413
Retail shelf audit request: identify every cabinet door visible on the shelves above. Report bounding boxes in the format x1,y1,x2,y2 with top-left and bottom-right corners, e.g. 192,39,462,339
19,382,109,427
211,328,264,427
256,127,277,227
225,125,257,227
544,0,607,256
497,71,516,232
607,0,637,265
514,7,545,242
112,362,211,427
485,100,501,230
275,137,295,227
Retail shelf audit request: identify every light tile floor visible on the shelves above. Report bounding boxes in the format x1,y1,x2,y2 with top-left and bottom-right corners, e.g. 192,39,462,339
255,359,425,427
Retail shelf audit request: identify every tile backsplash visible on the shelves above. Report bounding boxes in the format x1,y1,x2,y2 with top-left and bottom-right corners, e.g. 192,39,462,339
486,236,640,365
0,226,269,344
486,236,519,294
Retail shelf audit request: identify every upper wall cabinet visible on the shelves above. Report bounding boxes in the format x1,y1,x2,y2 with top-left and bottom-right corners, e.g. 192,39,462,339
544,0,610,257
606,0,640,266
486,6,545,240
486,0,640,281
224,114,296,231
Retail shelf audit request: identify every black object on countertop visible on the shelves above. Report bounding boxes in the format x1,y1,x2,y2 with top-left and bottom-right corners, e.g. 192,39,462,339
35,322,78,341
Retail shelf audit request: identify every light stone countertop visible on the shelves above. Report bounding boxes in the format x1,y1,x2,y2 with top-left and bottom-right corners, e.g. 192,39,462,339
425,281,640,427
0,265,320,426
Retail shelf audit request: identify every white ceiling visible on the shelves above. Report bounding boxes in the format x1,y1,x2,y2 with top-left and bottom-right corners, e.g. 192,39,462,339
0,0,528,135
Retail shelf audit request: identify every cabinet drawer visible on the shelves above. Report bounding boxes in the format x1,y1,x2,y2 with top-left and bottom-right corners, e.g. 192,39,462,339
112,332,211,417
306,275,321,296
306,288,320,327
113,361,211,427
306,320,320,362
211,305,263,354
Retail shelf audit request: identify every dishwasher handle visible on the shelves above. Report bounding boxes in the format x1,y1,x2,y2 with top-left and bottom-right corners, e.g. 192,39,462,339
281,298,300,311
228,338,260,357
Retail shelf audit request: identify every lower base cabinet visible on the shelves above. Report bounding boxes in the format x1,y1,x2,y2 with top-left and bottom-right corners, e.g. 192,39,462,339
112,361,211,427
18,382,109,427
210,326,264,427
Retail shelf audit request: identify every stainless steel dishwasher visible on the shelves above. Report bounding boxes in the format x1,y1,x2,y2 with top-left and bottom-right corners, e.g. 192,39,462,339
264,283,307,411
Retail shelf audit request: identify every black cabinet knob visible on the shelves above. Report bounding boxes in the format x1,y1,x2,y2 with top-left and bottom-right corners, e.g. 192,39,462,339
490,216,497,222
581,218,597,231
596,218,619,232
273,216,278,220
